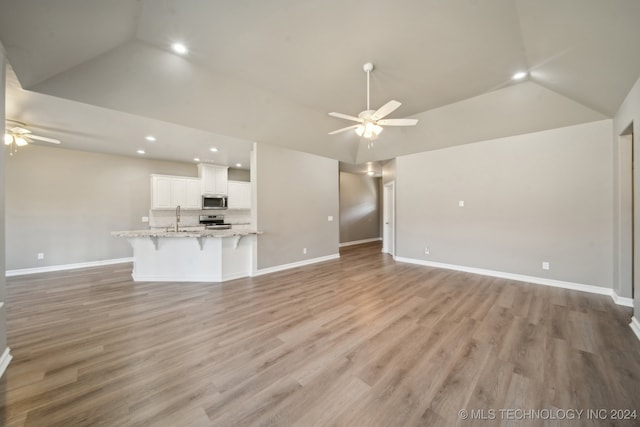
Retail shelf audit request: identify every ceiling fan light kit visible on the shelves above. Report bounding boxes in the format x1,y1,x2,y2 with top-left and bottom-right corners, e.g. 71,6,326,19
355,121,383,139
328,62,418,145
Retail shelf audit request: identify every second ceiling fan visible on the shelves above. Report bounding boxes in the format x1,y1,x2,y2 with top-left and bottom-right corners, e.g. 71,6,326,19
328,62,418,141
4,120,61,156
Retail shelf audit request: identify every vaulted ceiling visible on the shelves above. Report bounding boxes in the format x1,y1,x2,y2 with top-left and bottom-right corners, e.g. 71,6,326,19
1,0,639,165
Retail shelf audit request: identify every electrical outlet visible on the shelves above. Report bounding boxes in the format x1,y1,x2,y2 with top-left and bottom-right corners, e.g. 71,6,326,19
37,253,45,260
303,248,307,254
328,216,334,222
141,216,149,223
542,261,550,270
425,247,430,255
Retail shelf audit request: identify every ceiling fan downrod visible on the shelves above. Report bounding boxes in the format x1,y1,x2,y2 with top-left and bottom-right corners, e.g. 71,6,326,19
364,62,373,111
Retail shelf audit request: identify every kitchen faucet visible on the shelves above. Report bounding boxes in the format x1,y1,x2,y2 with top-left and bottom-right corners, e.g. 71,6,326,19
175,205,181,232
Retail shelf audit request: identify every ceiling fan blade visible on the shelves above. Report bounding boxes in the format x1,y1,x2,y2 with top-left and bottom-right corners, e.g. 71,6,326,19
328,124,360,135
328,112,363,123
372,100,402,121
9,126,31,134
26,134,61,144
377,118,418,126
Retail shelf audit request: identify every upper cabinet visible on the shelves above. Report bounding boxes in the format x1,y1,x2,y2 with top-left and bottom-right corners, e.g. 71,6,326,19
184,178,202,209
151,175,201,210
198,164,228,195
227,181,251,210
151,175,172,209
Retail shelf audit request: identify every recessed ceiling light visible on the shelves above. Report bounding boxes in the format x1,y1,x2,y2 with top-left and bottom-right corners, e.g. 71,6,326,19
210,147,218,152
512,71,528,80
193,157,200,162
367,171,375,176
137,149,145,154
145,135,156,142
235,163,242,168
171,42,188,55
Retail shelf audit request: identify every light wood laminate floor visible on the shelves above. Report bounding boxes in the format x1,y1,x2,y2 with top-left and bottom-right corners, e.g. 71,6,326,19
1,242,639,426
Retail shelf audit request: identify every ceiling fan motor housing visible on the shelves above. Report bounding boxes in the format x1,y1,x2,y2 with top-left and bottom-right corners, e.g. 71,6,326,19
358,110,375,120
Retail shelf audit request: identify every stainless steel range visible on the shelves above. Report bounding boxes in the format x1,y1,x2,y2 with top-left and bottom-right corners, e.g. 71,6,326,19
199,215,232,230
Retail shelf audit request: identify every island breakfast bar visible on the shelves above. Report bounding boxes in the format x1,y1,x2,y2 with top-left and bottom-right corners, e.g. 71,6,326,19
112,229,261,282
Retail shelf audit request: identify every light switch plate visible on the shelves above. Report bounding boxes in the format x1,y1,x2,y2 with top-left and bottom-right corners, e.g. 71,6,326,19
328,216,334,221
142,216,149,223
459,201,464,207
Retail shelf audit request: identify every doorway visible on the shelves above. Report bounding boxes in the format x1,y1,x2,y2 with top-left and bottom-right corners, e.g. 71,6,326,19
382,181,395,256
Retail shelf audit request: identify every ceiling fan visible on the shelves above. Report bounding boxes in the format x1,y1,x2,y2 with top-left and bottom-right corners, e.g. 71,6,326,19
4,120,61,155
328,62,418,143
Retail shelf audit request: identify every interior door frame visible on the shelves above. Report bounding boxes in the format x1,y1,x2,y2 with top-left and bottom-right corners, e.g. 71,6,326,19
382,181,395,256
617,123,635,302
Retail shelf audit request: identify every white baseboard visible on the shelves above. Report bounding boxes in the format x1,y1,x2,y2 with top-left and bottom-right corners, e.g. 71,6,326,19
630,317,640,342
6,257,134,277
339,238,382,248
395,257,630,306
0,347,12,378
222,272,252,282
253,253,340,277
612,290,635,308
132,271,252,283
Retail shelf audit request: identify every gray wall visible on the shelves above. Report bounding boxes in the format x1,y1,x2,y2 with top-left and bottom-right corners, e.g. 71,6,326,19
6,145,198,270
1,49,8,356
614,75,640,318
228,168,250,182
255,143,339,269
339,172,381,244
396,120,614,288
382,159,396,185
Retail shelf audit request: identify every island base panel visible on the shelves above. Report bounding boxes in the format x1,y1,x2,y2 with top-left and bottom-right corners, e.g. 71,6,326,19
128,235,254,282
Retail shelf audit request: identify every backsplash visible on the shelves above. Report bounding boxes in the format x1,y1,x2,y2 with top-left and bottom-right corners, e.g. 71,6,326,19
149,209,251,228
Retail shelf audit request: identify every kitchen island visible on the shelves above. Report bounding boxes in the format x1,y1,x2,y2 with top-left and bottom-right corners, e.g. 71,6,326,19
111,229,261,282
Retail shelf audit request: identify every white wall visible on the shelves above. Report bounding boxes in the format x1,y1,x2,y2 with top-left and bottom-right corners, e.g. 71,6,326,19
614,75,640,318
255,143,339,269
396,120,614,288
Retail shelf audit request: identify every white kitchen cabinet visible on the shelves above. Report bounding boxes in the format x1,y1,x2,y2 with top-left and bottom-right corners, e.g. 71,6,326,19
151,175,173,209
198,164,228,195
151,175,202,210
184,178,202,209
170,179,187,207
227,181,251,210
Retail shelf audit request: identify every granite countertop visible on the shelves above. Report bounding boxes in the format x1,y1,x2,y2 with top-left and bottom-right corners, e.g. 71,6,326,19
111,229,261,238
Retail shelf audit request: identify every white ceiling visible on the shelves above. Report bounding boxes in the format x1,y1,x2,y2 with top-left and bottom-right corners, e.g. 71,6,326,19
5,67,253,168
1,0,639,167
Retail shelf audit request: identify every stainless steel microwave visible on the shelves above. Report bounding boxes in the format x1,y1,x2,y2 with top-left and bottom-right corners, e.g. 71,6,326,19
202,195,228,210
